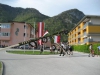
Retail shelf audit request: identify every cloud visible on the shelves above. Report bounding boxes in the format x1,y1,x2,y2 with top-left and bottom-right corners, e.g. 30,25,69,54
0,0,100,17
12,0,82,16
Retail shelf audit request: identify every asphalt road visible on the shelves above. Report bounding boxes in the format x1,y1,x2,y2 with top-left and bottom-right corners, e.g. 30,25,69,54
0,49,100,75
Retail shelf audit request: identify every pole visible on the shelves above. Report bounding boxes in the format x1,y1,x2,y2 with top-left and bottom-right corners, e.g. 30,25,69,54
34,22,35,39
44,22,46,49
33,47,34,53
24,22,26,53
43,43,44,53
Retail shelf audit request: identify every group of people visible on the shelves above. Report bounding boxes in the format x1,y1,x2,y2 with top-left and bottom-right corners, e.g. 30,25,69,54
40,43,100,57
49,42,73,56
40,42,73,56
59,42,73,56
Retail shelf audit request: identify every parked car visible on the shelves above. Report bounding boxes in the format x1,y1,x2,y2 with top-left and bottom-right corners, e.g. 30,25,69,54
19,44,31,49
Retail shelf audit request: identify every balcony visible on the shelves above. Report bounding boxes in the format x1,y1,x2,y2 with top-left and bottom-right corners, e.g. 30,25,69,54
78,35,81,38
78,41,81,44
83,32,87,38
83,38,93,43
83,22,91,29
78,28,81,32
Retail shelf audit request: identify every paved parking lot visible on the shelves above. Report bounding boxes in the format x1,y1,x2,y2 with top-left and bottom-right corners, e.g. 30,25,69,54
0,49,100,75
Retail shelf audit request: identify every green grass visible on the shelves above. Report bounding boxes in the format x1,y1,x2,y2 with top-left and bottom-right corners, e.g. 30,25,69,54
6,50,58,55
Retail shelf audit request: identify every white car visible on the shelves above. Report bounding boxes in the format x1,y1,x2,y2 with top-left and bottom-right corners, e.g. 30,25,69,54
20,44,31,49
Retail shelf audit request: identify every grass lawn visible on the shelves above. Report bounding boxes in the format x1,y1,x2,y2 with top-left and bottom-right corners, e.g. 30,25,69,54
6,50,58,55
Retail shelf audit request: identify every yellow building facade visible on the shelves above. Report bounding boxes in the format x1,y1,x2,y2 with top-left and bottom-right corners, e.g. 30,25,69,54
68,15,100,45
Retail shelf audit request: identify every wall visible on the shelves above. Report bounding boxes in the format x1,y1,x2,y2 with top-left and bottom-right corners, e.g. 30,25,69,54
10,22,31,45
91,17,100,24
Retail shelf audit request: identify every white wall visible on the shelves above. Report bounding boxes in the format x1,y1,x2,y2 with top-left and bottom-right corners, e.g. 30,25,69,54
91,17,100,25
91,35,100,41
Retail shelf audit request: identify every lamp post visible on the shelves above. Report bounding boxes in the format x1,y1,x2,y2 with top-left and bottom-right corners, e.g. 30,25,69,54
29,22,36,53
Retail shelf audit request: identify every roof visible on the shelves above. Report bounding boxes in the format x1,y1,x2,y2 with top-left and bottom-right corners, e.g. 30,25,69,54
69,15,100,33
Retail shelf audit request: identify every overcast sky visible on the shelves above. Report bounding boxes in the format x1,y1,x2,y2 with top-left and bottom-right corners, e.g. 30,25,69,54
0,0,100,17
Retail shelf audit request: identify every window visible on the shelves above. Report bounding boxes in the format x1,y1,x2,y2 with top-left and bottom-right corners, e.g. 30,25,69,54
24,25,28,29
0,32,10,36
0,33,1,36
24,25,26,29
23,33,26,37
1,24,11,28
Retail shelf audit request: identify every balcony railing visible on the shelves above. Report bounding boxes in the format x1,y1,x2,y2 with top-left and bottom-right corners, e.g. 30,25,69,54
78,35,81,38
83,32,87,37
78,28,81,32
83,22,92,29
83,38,93,43
78,41,81,44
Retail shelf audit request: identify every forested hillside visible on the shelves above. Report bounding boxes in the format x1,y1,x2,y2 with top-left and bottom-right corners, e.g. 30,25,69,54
44,9,84,34
43,9,85,41
0,3,49,23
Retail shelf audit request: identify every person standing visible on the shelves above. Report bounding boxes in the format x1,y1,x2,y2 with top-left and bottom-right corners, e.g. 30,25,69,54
59,42,65,56
89,44,94,57
97,46,100,57
69,45,73,55
40,44,44,54
50,46,52,53
52,45,56,54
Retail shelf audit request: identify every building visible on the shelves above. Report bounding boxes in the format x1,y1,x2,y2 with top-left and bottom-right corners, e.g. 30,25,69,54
68,15,100,45
0,21,34,47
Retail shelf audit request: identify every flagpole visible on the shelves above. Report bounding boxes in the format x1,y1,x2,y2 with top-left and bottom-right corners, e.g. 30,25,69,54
34,22,35,39
24,22,26,53
44,22,46,49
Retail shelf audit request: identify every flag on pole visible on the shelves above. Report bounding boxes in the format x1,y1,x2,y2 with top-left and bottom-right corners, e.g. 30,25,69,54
54,35,60,43
43,30,49,36
38,22,44,45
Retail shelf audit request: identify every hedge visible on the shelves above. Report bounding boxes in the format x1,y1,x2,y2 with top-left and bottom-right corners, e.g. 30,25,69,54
72,43,100,55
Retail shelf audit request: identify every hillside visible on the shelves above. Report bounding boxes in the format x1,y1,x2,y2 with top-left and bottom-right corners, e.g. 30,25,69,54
0,3,49,23
44,9,85,34
43,9,85,41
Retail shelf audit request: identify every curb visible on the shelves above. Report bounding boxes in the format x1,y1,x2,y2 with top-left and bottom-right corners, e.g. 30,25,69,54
0,61,4,75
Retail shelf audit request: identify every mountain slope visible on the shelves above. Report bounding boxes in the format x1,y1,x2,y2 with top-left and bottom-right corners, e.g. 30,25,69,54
0,3,49,23
43,9,85,41
44,9,85,33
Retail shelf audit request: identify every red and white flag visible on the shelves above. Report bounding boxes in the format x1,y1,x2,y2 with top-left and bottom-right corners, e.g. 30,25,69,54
54,35,60,43
38,22,44,45
43,30,49,36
